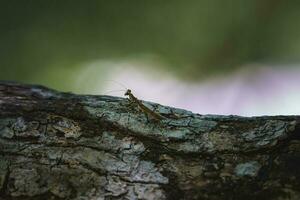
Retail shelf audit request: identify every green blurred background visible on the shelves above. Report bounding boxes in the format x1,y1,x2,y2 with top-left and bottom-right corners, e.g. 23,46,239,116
1,1,300,88
0,0,300,115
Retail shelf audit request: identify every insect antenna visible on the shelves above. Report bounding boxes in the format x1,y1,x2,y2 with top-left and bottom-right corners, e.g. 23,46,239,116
102,89,127,96
103,79,128,90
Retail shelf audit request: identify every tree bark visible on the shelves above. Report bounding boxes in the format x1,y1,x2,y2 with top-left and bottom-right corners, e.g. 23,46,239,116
0,81,299,200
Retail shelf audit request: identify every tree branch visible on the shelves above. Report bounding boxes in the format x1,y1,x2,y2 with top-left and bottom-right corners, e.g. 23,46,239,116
0,81,299,200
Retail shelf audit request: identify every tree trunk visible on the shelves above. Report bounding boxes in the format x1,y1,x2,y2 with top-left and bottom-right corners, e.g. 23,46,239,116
0,81,299,200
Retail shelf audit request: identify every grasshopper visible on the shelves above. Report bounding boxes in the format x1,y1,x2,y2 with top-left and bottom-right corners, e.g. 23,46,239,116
124,89,166,121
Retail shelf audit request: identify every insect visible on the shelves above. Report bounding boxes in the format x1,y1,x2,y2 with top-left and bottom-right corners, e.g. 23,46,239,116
124,89,166,121
104,80,167,121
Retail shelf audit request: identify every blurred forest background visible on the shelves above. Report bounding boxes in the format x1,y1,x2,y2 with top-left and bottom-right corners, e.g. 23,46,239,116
1,0,300,116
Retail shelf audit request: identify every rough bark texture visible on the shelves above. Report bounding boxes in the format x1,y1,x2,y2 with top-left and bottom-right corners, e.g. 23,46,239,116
0,81,299,200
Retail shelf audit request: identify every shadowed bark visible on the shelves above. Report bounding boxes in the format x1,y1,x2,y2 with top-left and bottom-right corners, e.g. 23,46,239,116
0,81,299,200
